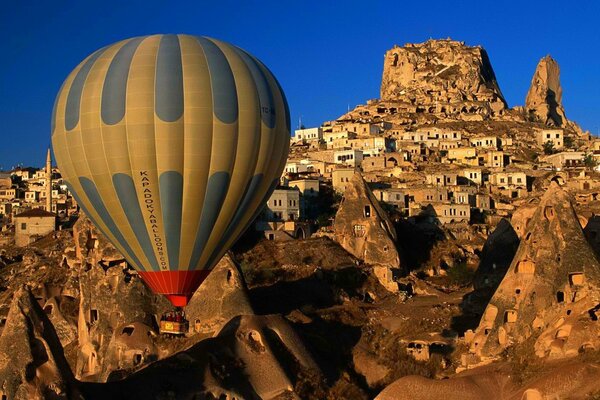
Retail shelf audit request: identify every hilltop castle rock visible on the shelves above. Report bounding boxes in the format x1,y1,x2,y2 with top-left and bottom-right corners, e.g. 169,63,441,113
525,55,567,127
380,39,507,118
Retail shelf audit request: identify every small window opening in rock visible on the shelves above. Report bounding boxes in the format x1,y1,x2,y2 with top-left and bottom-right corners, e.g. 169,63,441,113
566,309,572,315
484,328,491,335
133,353,142,365
515,289,521,295
525,232,531,241
557,291,565,303
44,304,53,315
364,205,371,217
569,272,585,286
504,310,517,323
90,309,98,323
122,326,135,336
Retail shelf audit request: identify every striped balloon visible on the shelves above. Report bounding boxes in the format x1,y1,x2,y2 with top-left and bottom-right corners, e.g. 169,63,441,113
51,35,290,307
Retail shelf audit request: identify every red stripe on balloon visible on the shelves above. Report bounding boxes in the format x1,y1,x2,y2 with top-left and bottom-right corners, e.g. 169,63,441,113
138,270,211,307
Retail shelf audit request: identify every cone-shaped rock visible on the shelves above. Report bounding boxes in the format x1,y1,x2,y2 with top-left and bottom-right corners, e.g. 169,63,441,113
185,254,254,336
0,287,78,400
78,315,322,400
469,182,600,359
333,171,401,291
525,55,567,126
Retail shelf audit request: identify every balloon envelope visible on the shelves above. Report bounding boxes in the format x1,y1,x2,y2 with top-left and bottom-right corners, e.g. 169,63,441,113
51,34,290,306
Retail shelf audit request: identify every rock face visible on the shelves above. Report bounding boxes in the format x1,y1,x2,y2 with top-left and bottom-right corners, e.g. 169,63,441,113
185,254,254,337
79,315,322,400
375,362,600,400
466,219,520,315
380,39,507,117
525,55,566,126
70,214,170,382
333,172,401,290
0,288,78,400
469,182,600,359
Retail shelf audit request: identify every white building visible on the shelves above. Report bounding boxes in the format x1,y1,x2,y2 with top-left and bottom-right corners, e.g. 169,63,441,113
293,127,323,143
265,188,300,221
333,149,364,167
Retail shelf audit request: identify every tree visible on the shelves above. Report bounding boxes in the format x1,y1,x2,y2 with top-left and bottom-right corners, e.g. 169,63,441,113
543,141,556,155
584,153,598,170
564,135,574,149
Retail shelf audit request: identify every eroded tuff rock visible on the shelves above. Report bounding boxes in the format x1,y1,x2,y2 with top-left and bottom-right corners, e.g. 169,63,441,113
380,39,507,117
469,182,600,360
79,314,322,400
0,287,79,400
375,362,600,400
525,55,567,127
69,214,168,381
185,254,254,337
465,218,520,315
333,172,401,291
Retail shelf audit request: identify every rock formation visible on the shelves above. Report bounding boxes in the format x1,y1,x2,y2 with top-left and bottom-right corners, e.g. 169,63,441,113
333,172,401,291
525,55,567,126
78,315,322,400
375,361,600,400
468,182,600,360
380,39,507,117
0,287,79,400
68,214,167,381
184,254,254,337
465,218,520,315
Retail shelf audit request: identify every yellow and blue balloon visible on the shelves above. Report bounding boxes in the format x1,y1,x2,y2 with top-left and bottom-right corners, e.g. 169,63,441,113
51,34,290,306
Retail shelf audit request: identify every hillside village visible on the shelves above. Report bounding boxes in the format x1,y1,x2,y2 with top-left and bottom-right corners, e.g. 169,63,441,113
1,39,600,399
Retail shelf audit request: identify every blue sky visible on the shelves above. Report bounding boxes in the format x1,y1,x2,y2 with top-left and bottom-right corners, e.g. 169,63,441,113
1,1,599,168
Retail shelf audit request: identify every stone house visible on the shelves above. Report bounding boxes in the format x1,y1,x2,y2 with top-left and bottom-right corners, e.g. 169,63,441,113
14,208,56,246
264,188,301,222
332,167,356,193
333,149,364,167
543,151,585,169
431,203,471,224
288,179,319,197
470,136,500,149
536,128,564,149
293,127,322,143
446,147,478,166
461,168,483,185
426,172,458,186
480,150,506,168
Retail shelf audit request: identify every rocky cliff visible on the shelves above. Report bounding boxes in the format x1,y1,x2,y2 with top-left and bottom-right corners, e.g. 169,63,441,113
525,55,567,127
380,39,507,117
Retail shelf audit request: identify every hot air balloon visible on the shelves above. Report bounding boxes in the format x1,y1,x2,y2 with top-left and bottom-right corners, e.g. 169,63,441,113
51,34,290,309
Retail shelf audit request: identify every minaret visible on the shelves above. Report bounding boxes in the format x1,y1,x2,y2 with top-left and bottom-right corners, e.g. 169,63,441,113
45,148,52,213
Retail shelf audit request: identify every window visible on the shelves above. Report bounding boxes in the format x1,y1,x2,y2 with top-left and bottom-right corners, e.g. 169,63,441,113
353,225,365,237
90,309,98,323
122,326,135,336
21,222,26,230
364,205,371,217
